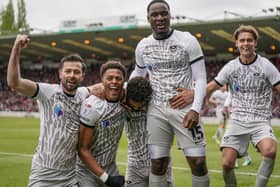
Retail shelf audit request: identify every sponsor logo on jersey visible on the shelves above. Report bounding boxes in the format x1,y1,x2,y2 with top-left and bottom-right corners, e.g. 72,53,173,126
85,104,92,108
145,64,153,72
232,83,239,92
253,72,260,76
169,45,177,52
54,104,63,117
101,120,110,128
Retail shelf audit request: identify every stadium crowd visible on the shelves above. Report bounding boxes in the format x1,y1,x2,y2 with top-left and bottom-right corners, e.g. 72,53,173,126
1,57,280,117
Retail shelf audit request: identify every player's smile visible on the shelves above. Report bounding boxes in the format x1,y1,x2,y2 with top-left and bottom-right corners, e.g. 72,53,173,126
102,69,124,102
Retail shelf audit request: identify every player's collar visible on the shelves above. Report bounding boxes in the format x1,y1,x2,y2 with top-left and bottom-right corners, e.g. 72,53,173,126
153,29,174,40
239,54,258,65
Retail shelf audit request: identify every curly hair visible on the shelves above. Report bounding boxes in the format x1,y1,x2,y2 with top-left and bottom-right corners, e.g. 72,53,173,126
126,77,153,103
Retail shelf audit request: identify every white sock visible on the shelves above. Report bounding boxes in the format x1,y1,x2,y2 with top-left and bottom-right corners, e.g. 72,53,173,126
192,174,210,187
149,172,168,187
255,157,275,187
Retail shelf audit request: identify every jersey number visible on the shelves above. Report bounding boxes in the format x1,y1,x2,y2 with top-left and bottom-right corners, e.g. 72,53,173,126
188,125,204,143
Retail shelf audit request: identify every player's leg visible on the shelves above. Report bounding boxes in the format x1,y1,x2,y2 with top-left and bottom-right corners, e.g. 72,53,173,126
166,158,175,187
185,151,209,187
146,104,174,187
241,152,252,166
170,107,209,187
221,130,250,187
213,111,225,144
252,124,277,187
221,147,238,187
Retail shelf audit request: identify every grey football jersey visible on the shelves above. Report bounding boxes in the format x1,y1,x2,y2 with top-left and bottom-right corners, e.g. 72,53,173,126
32,83,89,170
215,55,280,122
125,109,150,167
79,95,126,167
135,29,204,106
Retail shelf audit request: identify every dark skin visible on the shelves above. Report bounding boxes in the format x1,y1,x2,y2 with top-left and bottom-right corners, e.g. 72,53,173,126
147,2,171,39
147,2,199,129
147,1,207,179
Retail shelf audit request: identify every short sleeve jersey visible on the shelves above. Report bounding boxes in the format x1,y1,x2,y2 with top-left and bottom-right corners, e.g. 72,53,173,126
215,55,280,122
79,95,126,167
135,29,204,106
125,109,150,167
32,83,89,170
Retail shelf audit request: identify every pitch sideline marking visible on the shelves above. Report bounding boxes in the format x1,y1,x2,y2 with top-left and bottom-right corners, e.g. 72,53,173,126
0,151,280,178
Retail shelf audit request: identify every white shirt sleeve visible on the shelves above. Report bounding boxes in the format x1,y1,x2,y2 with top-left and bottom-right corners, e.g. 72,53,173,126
129,65,147,79
129,42,147,79
80,96,104,127
263,58,280,86
190,58,207,113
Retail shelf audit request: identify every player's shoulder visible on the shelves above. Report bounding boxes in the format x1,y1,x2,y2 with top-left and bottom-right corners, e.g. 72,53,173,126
173,29,195,39
77,86,90,97
38,82,58,89
256,54,272,65
36,82,60,96
83,95,105,107
138,33,153,43
223,57,239,68
81,96,106,116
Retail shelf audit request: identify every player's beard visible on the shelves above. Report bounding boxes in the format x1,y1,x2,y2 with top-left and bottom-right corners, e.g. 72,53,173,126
62,80,79,94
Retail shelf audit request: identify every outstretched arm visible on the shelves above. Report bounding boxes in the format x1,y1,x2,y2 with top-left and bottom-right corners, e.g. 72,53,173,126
7,34,37,97
206,80,221,98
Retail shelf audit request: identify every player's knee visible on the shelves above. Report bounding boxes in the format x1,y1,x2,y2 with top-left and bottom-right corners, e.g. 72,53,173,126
188,157,208,176
261,146,277,159
222,157,235,171
151,157,169,175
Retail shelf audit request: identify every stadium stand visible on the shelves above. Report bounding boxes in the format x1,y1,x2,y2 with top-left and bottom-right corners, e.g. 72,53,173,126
1,56,280,118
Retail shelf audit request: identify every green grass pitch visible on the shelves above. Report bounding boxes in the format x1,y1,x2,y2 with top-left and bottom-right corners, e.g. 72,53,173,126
0,117,279,187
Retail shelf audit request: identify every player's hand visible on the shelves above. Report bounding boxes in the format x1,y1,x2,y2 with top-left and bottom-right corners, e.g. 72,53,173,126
105,175,125,187
14,34,30,49
183,109,199,129
89,83,105,99
169,88,194,109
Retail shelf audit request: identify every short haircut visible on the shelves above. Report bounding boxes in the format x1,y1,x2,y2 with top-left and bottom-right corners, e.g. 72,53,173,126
126,76,153,103
233,25,259,41
99,60,126,79
147,0,170,13
59,53,86,73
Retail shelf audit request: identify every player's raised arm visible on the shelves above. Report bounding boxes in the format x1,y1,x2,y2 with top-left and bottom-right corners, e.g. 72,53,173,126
7,34,37,97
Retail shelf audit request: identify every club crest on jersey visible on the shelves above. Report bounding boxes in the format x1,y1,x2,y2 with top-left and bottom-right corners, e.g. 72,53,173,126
169,45,177,52
145,64,153,72
101,120,110,128
232,83,239,92
253,72,260,76
54,104,63,117
85,104,92,108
